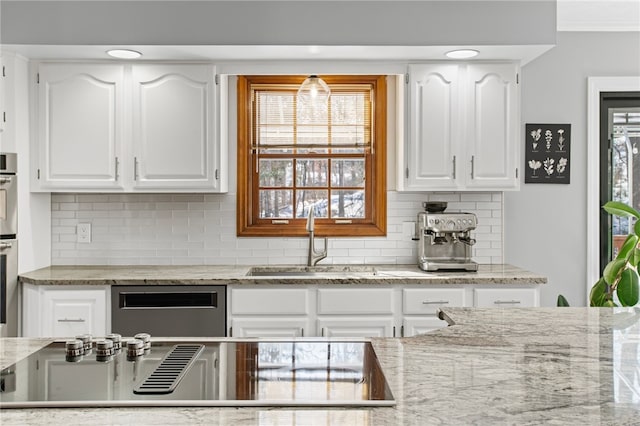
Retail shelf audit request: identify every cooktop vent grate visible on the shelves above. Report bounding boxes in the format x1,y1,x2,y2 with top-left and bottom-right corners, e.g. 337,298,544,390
133,344,204,395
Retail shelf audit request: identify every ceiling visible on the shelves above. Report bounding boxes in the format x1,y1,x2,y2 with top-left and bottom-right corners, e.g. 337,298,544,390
1,0,637,63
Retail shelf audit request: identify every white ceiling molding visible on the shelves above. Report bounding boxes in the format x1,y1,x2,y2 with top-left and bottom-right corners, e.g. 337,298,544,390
558,0,640,31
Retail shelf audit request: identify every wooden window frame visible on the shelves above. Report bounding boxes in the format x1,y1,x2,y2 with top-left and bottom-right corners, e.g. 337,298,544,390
237,75,387,237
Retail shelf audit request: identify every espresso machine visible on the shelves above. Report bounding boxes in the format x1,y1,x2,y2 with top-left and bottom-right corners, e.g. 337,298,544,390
414,202,478,272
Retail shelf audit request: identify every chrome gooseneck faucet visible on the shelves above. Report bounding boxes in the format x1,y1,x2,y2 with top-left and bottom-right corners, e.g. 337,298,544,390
306,208,327,266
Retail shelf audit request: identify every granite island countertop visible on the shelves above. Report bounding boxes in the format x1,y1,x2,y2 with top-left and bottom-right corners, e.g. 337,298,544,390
18,264,547,286
1,307,639,425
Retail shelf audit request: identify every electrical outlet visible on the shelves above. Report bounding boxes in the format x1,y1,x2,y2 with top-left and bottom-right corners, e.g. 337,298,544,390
77,223,91,243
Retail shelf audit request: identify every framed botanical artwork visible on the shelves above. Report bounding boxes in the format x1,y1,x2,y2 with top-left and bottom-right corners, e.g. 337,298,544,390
524,123,571,184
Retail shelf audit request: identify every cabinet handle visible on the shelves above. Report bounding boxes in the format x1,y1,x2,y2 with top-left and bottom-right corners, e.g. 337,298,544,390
115,157,119,181
300,328,304,337
57,318,86,323
452,156,456,179
134,157,139,181
470,155,475,179
422,300,449,305
0,176,12,185
229,327,233,337
321,327,324,337
401,325,404,337
493,300,521,305
393,326,396,337
0,242,12,250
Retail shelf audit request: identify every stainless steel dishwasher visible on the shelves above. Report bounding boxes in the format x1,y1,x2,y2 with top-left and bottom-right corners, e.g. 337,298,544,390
111,285,226,337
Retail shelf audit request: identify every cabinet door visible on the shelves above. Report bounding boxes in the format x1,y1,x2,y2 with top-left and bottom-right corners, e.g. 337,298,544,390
41,288,108,337
465,63,520,189
405,64,461,190
131,64,217,190
230,287,310,315
317,317,396,338
474,288,539,308
36,64,124,190
230,317,310,338
402,317,448,337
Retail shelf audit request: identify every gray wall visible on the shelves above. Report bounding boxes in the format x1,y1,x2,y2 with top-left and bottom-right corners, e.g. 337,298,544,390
505,31,640,307
1,1,555,46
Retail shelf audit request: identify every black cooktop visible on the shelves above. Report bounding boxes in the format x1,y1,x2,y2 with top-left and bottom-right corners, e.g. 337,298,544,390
0,339,395,408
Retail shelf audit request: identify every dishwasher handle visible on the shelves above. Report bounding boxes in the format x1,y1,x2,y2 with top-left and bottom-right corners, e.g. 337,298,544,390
119,291,219,309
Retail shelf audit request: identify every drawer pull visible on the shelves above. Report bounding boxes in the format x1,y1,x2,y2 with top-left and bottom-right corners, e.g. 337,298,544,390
422,300,450,305
57,318,86,323
493,300,521,305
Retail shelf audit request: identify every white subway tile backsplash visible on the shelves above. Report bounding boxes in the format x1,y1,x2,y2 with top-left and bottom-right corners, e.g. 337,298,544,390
51,191,504,265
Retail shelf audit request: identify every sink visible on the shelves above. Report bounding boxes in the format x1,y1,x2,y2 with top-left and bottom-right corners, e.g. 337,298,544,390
246,266,378,277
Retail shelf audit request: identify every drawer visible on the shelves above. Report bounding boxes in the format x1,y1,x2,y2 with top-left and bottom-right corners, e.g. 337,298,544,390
230,287,309,315
474,288,539,308
403,288,466,314
317,288,394,315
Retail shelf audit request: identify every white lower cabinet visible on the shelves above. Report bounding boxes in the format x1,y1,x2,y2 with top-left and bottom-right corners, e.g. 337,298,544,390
228,284,541,338
317,317,396,338
402,317,450,337
22,284,109,338
401,287,468,337
230,317,311,338
474,288,539,308
316,288,396,337
229,287,311,337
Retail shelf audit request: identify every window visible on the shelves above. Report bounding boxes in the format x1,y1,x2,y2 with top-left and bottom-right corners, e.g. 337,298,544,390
237,75,386,237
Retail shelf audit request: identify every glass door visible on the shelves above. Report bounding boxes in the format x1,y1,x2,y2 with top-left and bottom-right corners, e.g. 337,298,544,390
599,93,640,273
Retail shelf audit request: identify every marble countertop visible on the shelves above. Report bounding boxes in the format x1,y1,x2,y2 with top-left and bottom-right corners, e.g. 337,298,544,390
2,307,639,424
18,264,547,286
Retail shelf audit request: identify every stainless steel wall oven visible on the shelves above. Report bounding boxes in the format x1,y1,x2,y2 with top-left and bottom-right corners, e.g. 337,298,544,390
0,153,18,337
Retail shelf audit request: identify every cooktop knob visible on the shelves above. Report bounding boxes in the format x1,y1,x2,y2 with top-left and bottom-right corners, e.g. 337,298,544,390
126,339,145,360
105,333,122,351
65,339,85,360
95,339,115,362
75,334,93,353
134,333,151,351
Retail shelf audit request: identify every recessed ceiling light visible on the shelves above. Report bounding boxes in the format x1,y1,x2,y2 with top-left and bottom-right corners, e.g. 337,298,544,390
106,49,142,59
445,49,479,59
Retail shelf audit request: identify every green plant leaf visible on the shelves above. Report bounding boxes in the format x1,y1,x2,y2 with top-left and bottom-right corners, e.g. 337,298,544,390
635,220,640,237
590,277,608,306
557,294,570,307
605,299,618,307
617,268,640,306
603,201,640,219
617,235,639,260
633,248,640,267
603,258,627,285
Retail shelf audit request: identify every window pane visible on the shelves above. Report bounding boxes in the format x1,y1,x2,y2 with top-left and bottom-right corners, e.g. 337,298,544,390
297,125,329,146
331,190,365,218
259,160,293,187
256,92,295,146
331,125,367,145
295,190,328,218
296,159,328,187
259,190,293,218
331,93,366,125
331,159,365,187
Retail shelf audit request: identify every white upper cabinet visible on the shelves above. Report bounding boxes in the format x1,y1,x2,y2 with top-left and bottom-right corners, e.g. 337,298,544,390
32,62,226,192
464,63,519,189
401,62,520,191
131,65,218,190
35,64,124,190
405,64,461,190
